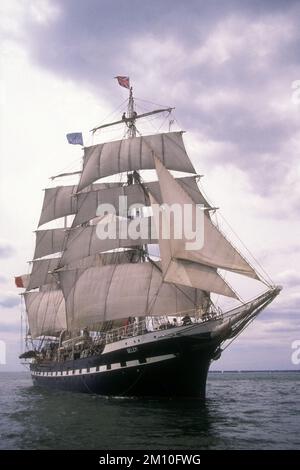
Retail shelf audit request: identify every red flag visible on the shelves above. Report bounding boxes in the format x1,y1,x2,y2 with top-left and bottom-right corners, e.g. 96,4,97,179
15,276,24,288
15,274,30,288
115,76,130,89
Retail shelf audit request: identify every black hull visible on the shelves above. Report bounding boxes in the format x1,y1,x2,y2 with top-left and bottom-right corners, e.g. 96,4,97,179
30,325,223,399
32,352,211,398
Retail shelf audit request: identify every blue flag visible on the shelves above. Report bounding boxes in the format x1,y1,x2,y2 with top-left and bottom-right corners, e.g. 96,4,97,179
66,132,83,146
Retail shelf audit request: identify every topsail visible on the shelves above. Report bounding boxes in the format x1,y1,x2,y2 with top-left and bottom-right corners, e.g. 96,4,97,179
77,132,196,192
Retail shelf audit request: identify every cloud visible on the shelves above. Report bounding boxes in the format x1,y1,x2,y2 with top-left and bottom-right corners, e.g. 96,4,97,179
223,315,300,348
0,322,19,333
276,270,300,288
280,293,300,311
0,241,15,258
0,274,8,283
6,0,298,202
0,0,61,39
0,292,20,308
261,293,300,318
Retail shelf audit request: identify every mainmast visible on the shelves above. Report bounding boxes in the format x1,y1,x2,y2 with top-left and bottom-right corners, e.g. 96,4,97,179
124,83,140,185
126,86,137,138
90,76,174,134
125,82,145,259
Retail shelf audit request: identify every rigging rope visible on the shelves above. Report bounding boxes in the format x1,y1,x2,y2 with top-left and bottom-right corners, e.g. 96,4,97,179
198,180,273,286
134,96,171,109
220,314,257,354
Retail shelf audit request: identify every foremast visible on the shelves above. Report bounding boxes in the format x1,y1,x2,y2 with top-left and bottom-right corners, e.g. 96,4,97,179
123,83,144,260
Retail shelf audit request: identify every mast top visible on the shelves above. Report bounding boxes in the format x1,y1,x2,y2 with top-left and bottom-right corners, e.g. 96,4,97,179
127,86,136,138
90,76,174,134
90,107,174,134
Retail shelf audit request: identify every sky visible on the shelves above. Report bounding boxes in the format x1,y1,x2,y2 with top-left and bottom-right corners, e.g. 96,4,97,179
0,0,300,371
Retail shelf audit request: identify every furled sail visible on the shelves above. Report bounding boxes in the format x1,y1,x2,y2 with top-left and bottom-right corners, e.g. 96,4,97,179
33,229,67,260
24,289,67,338
60,217,157,266
27,258,61,291
73,176,209,227
151,156,259,280
77,132,196,192
58,262,205,331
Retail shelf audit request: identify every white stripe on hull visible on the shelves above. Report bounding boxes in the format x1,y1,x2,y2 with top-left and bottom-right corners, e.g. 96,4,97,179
31,353,176,378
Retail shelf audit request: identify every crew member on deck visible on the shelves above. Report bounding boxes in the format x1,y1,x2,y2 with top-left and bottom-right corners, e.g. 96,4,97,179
182,314,192,326
83,327,90,339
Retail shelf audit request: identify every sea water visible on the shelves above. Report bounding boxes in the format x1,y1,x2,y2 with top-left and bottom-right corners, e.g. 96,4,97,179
0,371,299,449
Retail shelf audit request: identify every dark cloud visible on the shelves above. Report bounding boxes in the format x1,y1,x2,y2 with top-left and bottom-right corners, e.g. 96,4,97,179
10,0,300,195
0,241,15,259
20,1,300,95
0,293,20,309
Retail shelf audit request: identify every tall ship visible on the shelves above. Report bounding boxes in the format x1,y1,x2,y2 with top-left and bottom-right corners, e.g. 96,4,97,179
16,78,281,398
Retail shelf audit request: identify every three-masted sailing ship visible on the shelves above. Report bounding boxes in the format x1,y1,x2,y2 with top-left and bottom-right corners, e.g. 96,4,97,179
15,78,281,398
